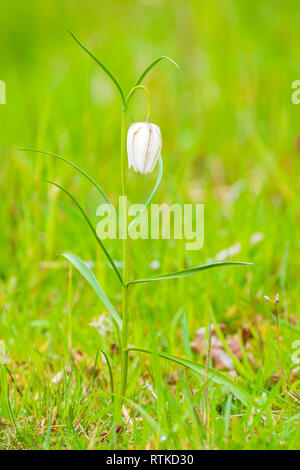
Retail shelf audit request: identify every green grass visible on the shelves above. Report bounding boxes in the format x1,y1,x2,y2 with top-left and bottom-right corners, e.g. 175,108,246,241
0,0,300,450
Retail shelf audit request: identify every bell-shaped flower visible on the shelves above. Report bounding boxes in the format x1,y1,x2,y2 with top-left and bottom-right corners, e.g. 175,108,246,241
127,122,162,174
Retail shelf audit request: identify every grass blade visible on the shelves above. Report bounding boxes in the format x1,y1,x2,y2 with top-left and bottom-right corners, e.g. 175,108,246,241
128,155,163,231
127,261,253,285
43,408,52,450
135,56,180,86
67,29,126,108
100,349,114,403
43,179,123,284
62,251,122,330
129,347,252,406
211,310,254,380
224,394,232,437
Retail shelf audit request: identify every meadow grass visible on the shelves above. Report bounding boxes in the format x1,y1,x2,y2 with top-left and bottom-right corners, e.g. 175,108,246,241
0,0,299,450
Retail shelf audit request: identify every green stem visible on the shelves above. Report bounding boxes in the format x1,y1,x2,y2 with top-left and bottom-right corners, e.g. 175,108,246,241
126,85,151,120
120,108,129,418
67,266,73,352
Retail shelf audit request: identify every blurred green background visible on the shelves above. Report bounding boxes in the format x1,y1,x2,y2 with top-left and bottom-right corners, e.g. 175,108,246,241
0,0,299,391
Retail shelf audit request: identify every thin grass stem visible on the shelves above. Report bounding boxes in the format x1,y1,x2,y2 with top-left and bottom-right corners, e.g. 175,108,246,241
67,265,73,352
119,108,129,422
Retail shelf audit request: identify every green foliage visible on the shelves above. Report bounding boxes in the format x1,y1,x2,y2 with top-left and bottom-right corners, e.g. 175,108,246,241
61,251,122,329
129,347,253,406
0,0,299,450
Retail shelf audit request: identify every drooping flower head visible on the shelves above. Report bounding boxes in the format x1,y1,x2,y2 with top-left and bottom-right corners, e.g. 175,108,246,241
127,122,162,174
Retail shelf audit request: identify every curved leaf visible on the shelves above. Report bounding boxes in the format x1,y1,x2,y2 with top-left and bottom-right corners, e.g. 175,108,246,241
43,179,123,284
67,29,126,109
128,155,163,231
129,347,252,406
127,261,253,285
62,252,122,330
19,148,113,206
135,56,180,86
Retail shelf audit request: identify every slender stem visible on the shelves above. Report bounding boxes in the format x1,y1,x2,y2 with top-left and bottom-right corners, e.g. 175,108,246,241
274,302,285,387
120,108,129,417
121,286,128,396
204,312,212,442
67,266,73,352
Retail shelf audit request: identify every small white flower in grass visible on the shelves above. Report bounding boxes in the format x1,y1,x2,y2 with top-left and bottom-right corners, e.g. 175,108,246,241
215,249,228,262
264,294,280,304
250,232,264,245
228,242,241,257
127,122,162,174
89,314,113,334
150,260,160,270
215,243,241,262
51,371,63,384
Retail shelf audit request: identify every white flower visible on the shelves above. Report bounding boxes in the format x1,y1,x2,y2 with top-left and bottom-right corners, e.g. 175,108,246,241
150,260,160,271
250,232,264,245
127,122,162,174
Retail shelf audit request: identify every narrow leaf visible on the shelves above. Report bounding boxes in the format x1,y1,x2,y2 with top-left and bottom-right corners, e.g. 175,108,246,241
43,180,123,284
128,155,163,231
62,252,122,330
127,261,253,285
43,409,52,450
67,29,126,108
19,148,113,207
100,349,114,402
129,347,252,406
135,56,180,86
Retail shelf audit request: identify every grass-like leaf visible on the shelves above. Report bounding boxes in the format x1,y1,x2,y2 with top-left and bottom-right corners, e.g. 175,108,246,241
43,179,123,284
100,349,114,403
128,155,163,231
62,251,122,330
19,148,114,207
211,310,255,380
135,56,180,86
67,29,126,109
127,261,253,285
129,347,252,406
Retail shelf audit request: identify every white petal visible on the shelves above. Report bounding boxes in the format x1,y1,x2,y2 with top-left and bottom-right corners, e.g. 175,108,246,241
127,122,162,175
145,124,162,173
127,123,141,171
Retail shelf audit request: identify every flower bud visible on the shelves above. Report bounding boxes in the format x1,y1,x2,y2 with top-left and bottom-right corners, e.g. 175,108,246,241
127,122,162,174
